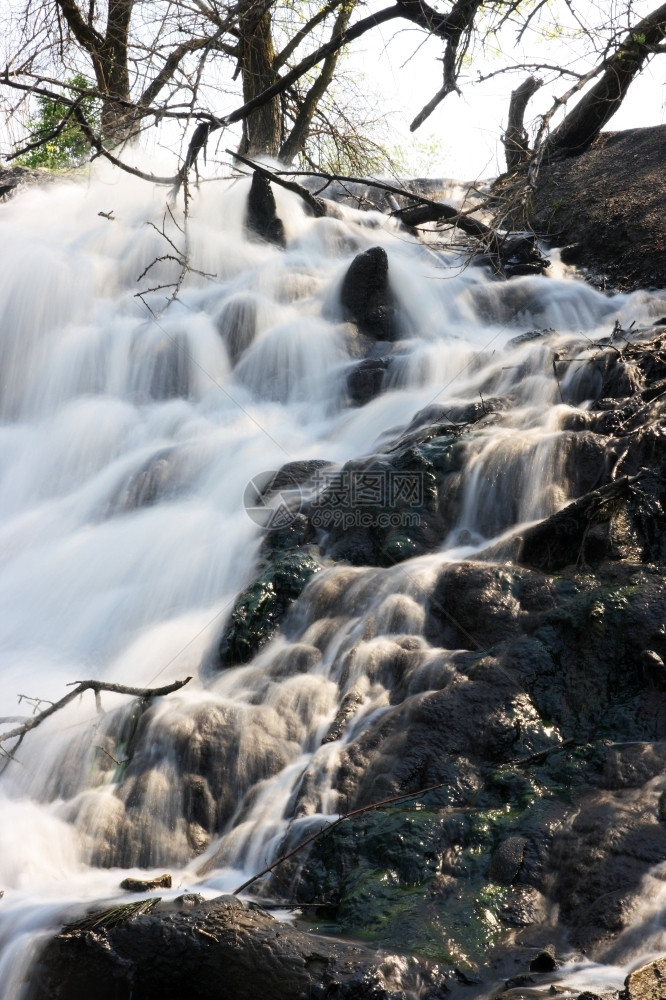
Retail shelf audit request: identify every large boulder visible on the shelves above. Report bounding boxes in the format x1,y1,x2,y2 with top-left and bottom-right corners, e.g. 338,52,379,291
340,246,397,340
30,896,449,1000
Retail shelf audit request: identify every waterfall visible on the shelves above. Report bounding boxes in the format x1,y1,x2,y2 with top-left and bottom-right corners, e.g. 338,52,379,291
1,163,665,998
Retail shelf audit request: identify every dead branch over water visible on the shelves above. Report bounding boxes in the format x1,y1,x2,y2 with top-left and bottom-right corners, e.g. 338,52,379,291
0,677,191,771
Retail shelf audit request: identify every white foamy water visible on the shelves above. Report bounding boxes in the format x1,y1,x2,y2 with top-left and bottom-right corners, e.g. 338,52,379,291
0,162,665,996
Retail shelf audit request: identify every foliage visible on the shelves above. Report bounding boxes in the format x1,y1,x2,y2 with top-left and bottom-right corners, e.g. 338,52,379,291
15,74,101,170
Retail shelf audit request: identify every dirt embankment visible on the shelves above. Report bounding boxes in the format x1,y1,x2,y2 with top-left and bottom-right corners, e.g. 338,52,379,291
528,125,666,291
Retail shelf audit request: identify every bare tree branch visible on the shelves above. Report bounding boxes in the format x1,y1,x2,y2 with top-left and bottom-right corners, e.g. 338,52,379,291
545,1,666,156
274,0,345,69
0,676,192,767
228,149,327,215
279,0,354,163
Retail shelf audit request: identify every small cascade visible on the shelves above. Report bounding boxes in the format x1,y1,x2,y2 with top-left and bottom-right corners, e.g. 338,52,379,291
1,163,666,998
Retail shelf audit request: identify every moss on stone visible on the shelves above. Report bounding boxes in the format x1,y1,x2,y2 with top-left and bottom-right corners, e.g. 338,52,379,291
217,551,322,668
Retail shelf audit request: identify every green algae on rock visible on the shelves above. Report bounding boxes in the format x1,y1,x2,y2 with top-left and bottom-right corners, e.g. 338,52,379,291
217,551,323,667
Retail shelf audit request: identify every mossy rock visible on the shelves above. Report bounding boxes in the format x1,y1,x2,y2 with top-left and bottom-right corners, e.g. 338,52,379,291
306,427,467,568
290,795,566,968
217,551,322,668
510,574,666,741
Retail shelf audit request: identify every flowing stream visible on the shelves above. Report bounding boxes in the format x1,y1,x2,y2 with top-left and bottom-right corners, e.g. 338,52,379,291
0,164,665,997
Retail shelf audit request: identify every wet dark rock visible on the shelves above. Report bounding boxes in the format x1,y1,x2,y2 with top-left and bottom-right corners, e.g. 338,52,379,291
347,357,391,405
658,791,666,823
505,973,536,988
506,573,666,741
264,511,318,554
599,350,642,401
594,743,666,792
215,294,258,364
216,551,323,667
120,873,172,892
307,422,468,567
183,774,216,832
518,471,666,573
145,333,191,399
63,320,666,985
425,563,554,650
175,893,204,907
529,946,557,972
501,234,550,278
560,243,585,265
321,689,363,744
256,461,332,555
506,327,556,348
560,347,644,407
287,774,561,969
111,449,180,512
276,551,666,964
231,332,666,982
488,836,527,885
261,459,331,497
642,377,666,403
392,397,508,445
552,789,666,951
340,246,397,340
497,886,546,927
245,172,286,247
32,897,444,1000
562,431,609,496
640,649,666,689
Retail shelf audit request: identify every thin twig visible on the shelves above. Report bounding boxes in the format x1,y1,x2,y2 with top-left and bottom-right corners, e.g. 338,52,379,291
232,780,451,895
95,745,129,766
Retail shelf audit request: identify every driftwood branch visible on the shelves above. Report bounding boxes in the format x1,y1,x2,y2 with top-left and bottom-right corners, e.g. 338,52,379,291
222,161,548,276
392,199,498,245
135,201,216,316
226,156,501,254
0,677,192,768
235,162,497,246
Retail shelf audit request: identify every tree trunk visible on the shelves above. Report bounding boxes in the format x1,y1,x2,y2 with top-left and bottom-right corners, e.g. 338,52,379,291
545,2,666,157
98,0,133,142
238,5,282,158
55,0,134,144
279,1,354,164
503,75,542,173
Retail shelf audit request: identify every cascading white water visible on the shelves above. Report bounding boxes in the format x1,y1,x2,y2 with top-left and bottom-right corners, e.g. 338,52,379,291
1,162,665,997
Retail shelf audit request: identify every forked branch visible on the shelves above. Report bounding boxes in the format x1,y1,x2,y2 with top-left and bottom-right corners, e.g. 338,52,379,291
0,677,192,770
